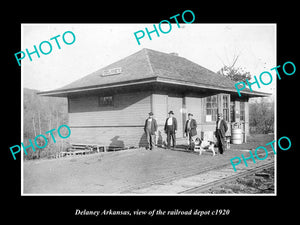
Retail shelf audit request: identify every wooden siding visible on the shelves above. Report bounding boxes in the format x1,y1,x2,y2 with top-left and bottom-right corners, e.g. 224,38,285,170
185,96,202,123
152,93,168,146
167,95,184,138
68,91,151,147
152,93,185,142
152,93,167,146
152,94,168,126
67,88,250,147
69,91,151,126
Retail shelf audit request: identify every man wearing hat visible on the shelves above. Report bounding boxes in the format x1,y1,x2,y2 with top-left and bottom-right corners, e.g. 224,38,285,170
144,112,158,150
215,113,228,154
164,111,177,149
184,113,197,150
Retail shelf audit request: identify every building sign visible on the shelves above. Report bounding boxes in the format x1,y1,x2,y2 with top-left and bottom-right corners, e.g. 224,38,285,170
101,67,122,76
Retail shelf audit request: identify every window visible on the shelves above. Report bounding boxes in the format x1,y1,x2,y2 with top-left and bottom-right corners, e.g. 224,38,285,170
240,101,245,121
223,95,229,121
206,95,218,121
98,96,113,107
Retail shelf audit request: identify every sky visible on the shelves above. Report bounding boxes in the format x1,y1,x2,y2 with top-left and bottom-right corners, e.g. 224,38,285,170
21,23,276,95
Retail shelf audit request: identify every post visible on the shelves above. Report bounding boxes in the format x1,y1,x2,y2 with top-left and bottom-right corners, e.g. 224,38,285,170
244,100,249,143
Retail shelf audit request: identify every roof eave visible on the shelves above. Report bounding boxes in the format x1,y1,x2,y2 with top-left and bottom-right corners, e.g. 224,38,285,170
155,77,271,97
38,77,271,98
37,77,158,97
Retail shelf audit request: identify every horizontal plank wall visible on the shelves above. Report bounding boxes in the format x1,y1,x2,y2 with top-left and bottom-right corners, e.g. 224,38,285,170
68,91,151,147
69,91,151,126
152,93,168,147
66,89,250,147
185,96,202,123
152,93,168,126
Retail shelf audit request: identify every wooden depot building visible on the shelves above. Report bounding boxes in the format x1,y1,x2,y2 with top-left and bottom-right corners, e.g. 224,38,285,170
39,48,269,148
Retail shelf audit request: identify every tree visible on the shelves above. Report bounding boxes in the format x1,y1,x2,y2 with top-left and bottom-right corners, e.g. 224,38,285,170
249,98,274,134
217,65,251,83
217,53,251,82
23,88,68,159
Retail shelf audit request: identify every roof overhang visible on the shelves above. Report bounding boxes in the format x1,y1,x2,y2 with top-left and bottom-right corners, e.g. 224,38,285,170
37,77,158,97
156,77,270,98
38,77,271,98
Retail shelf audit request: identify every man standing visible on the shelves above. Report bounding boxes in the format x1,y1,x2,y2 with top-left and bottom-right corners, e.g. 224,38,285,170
164,111,177,149
215,113,228,154
144,112,158,150
184,113,197,150
144,112,157,150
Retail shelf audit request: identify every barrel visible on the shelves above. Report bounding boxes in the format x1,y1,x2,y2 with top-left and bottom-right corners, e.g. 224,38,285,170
231,128,243,144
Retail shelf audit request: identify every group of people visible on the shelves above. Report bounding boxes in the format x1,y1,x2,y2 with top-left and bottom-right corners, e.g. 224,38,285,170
143,111,228,154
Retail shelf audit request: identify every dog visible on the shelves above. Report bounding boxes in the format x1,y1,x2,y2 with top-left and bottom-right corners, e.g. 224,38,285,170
193,137,216,156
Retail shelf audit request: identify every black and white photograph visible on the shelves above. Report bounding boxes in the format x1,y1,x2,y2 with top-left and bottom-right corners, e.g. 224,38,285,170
21,23,276,195
4,4,299,223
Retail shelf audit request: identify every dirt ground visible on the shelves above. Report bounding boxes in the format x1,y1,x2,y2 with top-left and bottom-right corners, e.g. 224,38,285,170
23,134,274,194
229,134,275,151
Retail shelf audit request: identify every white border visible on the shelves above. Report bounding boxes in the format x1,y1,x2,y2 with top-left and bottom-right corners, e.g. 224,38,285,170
21,23,24,195
21,23,277,196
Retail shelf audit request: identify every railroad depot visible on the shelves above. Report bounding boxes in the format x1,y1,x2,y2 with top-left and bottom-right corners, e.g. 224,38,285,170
38,48,269,149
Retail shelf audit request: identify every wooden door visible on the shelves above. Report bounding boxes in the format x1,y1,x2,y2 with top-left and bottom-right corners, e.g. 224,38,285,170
168,95,184,138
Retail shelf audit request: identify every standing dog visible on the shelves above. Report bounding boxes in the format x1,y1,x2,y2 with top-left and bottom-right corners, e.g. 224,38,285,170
193,137,216,156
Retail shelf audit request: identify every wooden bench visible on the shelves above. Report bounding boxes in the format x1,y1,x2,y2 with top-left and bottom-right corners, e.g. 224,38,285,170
71,143,108,153
58,143,134,158
59,151,74,157
59,149,92,157
58,143,108,158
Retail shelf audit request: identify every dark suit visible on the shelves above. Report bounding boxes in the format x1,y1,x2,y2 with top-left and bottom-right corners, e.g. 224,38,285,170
144,118,158,149
184,119,197,150
164,117,177,148
184,119,197,137
215,119,228,154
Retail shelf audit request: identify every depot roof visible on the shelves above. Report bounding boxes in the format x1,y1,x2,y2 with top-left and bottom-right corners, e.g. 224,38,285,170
38,48,270,97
